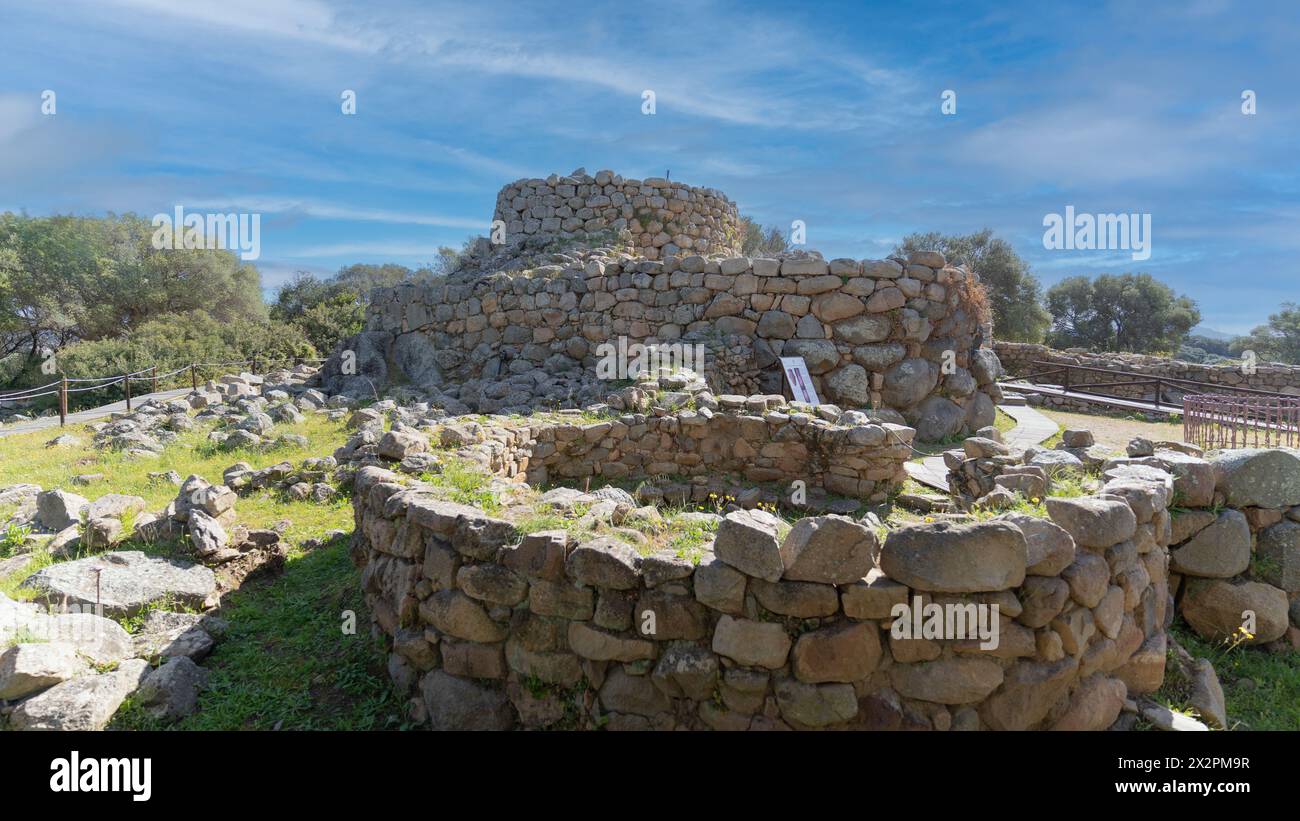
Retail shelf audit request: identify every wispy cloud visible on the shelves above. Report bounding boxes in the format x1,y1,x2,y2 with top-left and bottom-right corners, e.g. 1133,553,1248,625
281,241,448,258
3,0,1299,334
186,196,484,230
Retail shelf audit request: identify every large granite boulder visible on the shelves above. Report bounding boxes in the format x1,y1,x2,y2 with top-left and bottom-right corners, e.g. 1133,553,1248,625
20,551,217,617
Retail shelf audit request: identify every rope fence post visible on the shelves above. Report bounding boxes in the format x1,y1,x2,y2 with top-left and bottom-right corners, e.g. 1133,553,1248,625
124,373,132,411
151,365,158,394
59,377,67,427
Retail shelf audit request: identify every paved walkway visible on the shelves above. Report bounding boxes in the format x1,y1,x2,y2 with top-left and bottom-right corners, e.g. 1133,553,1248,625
998,403,1060,449
904,403,1059,491
0,388,191,439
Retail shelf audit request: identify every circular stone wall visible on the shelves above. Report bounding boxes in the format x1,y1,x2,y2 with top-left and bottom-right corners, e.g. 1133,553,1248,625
493,168,741,259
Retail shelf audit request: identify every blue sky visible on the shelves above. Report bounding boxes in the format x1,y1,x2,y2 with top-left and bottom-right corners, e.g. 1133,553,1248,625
1,0,1298,335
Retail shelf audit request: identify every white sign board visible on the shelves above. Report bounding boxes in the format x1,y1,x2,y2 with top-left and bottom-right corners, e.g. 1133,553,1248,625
780,356,820,405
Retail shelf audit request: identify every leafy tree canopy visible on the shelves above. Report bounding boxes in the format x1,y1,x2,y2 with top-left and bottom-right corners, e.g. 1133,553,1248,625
1230,302,1300,365
894,229,1051,343
0,211,265,362
1045,272,1200,354
739,216,789,257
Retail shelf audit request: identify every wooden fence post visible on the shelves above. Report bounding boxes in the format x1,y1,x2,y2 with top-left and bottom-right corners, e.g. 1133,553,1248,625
151,365,158,394
191,363,198,390
124,374,132,411
59,377,67,427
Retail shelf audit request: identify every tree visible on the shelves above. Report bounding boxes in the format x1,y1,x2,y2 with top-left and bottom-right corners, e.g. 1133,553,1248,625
22,310,316,408
0,211,265,362
1045,273,1200,354
1230,303,1300,364
1184,333,1233,358
334,262,428,294
270,263,438,356
739,216,788,257
894,229,1050,343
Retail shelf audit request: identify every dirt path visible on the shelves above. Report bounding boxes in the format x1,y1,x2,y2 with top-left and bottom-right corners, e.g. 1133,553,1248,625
1038,409,1187,452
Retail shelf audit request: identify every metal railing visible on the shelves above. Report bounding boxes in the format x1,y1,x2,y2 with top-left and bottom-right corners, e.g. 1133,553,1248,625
1184,393,1300,449
0,356,326,426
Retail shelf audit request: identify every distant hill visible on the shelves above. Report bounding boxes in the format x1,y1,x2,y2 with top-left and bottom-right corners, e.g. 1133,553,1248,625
1190,326,1236,342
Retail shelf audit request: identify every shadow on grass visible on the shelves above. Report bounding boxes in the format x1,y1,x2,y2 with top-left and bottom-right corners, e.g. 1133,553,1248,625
114,533,410,731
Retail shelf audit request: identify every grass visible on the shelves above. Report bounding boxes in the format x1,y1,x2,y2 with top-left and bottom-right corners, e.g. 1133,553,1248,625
0,413,355,553
907,408,1031,462
993,407,1017,436
908,432,970,459
2,624,49,649
2,409,402,731
897,478,936,497
665,512,719,564
1150,623,1300,731
113,534,407,731
418,456,503,513
0,521,32,557
0,544,56,600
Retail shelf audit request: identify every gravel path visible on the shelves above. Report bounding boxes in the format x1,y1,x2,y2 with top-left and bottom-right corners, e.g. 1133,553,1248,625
1037,408,1186,452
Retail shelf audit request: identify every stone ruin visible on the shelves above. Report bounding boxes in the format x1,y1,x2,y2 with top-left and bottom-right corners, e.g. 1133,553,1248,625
350,414,1300,731
319,169,1004,442
492,169,741,259
315,169,1245,731
351,457,1176,730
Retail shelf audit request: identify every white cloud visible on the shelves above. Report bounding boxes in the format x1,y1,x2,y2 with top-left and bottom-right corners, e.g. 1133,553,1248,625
97,0,380,51
84,0,915,131
281,241,445,258
0,94,40,143
185,196,484,230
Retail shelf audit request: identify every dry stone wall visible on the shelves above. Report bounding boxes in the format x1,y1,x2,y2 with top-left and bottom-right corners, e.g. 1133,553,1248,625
1144,447,1300,665
353,463,1173,731
518,399,913,501
493,169,741,258
365,240,1002,440
338,382,917,505
996,342,1300,400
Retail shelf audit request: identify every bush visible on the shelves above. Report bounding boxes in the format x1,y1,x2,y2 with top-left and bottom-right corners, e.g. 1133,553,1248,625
8,311,316,411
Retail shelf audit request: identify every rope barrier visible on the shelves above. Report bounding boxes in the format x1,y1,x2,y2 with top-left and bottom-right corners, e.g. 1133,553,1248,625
63,374,132,384
0,356,324,423
152,365,193,380
0,389,60,401
0,382,62,400
65,379,125,393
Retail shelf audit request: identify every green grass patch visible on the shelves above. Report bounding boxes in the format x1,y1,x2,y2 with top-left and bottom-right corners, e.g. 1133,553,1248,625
419,457,501,513
993,408,1017,435
664,513,719,564
113,535,408,731
1157,623,1300,731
